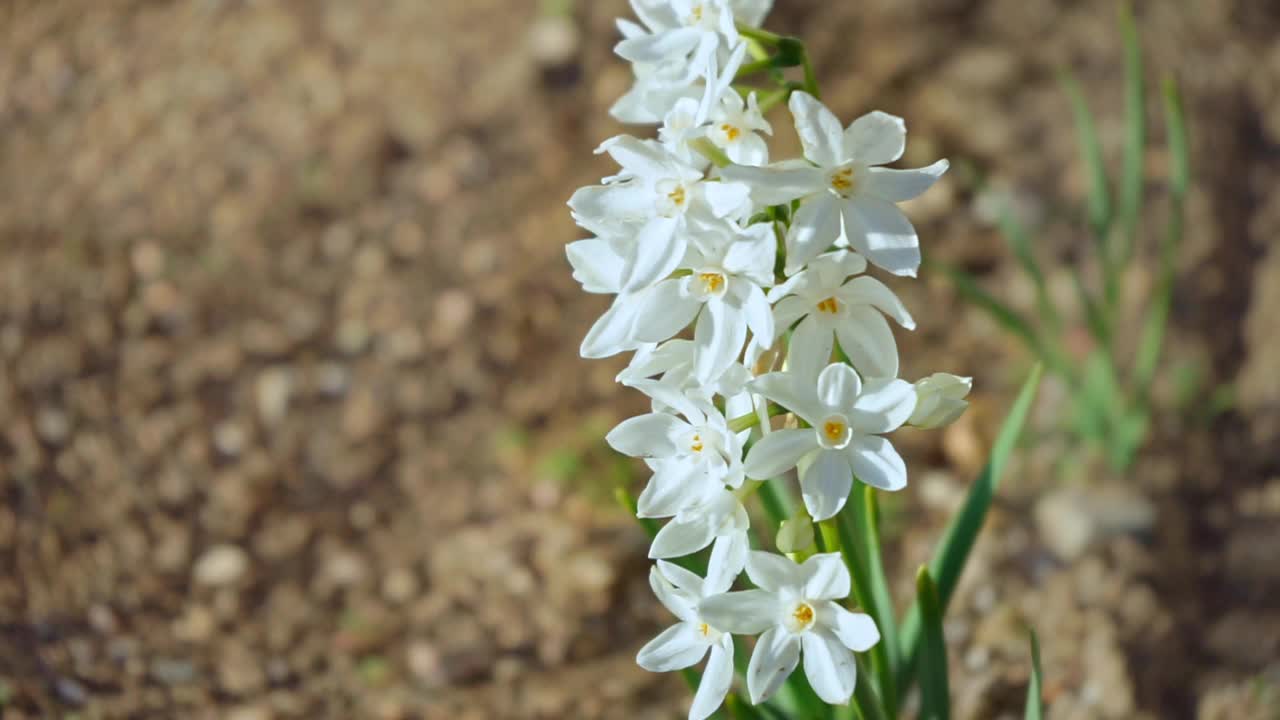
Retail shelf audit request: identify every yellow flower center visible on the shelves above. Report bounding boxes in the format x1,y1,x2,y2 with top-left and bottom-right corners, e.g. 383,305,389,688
830,167,856,195
690,433,704,453
699,622,711,637
816,297,839,315
792,602,815,627
721,124,741,142
823,420,847,443
698,272,726,296
668,184,687,207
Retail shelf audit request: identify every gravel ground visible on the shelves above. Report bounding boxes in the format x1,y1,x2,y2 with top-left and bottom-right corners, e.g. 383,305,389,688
1,1,1278,718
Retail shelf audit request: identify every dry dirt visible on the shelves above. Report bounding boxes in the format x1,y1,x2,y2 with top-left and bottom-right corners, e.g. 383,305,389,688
1,1,1278,718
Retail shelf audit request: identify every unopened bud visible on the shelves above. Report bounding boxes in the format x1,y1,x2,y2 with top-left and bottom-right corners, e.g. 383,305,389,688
776,511,815,554
908,373,972,429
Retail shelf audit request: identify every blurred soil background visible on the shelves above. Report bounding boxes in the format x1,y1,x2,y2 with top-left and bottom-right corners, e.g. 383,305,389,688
1,0,1278,718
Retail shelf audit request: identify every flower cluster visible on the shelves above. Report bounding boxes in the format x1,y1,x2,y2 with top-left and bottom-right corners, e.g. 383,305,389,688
567,2,972,716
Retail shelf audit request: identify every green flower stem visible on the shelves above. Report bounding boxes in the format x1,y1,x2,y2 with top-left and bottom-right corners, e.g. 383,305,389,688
726,403,787,433
692,137,733,168
735,22,784,47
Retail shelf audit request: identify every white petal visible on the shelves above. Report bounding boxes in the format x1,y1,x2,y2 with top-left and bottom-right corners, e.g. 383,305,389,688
699,589,780,635
864,160,949,202
615,27,703,65
693,299,748,384
705,532,748,595
745,550,802,592
650,564,699,621
748,370,825,425
657,559,708,598
787,194,842,274
689,639,735,720
771,295,809,337
637,622,709,672
850,378,917,432
651,516,717,559
569,183,651,225
800,553,850,600
634,280,704,343
567,238,626,293
846,436,907,491
721,224,775,282
623,215,686,291
627,378,707,425
835,307,899,380
580,297,641,359
801,629,858,704
743,430,818,480
742,284,774,343
606,413,687,458
842,110,905,166
816,362,862,411
789,91,846,167
729,0,773,27
720,163,825,206
786,314,834,385
637,459,706,518
747,626,802,704
842,197,921,278
838,276,915,329
822,603,881,652
598,135,677,179
702,181,753,219
800,449,853,521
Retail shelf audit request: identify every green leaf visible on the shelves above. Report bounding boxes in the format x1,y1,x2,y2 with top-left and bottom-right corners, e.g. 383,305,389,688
1024,628,1044,720
1131,76,1190,410
1118,0,1147,262
852,654,891,720
1163,77,1190,200
916,568,951,720
1058,68,1112,240
998,207,1059,333
896,364,1044,693
1070,267,1111,349
839,488,900,715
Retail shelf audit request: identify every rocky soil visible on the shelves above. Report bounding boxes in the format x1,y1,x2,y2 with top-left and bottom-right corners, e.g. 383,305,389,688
1,0,1278,718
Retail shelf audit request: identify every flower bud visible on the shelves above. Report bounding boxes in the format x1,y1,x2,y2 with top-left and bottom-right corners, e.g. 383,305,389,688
776,511,815,554
908,373,972,429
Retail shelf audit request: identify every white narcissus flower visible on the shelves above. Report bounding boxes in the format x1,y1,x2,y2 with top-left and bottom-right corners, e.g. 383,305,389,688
770,249,915,380
723,91,949,276
638,536,747,720
632,220,776,384
744,363,916,520
706,90,773,166
569,136,751,292
699,551,879,705
908,373,972,429
620,339,753,403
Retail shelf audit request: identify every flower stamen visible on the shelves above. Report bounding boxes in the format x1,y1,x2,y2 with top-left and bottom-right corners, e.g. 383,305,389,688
816,297,839,314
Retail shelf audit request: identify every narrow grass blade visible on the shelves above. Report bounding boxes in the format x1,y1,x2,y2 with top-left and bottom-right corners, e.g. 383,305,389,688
1058,69,1112,240
896,364,1044,692
756,478,794,533
934,262,1043,360
1132,77,1189,407
916,568,951,720
1118,0,1147,262
998,207,1060,333
1024,628,1044,720
1163,77,1190,200
1070,267,1111,349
